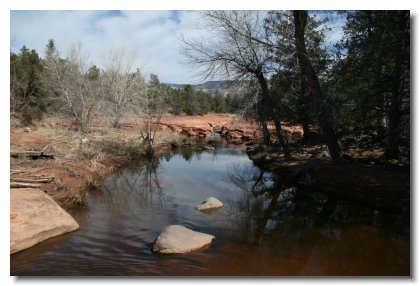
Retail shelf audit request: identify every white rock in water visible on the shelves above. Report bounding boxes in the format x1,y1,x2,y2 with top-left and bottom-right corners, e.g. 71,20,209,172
153,225,215,254
195,197,223,211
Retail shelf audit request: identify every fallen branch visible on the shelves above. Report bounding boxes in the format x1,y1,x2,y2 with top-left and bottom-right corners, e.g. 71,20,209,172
11,177,54,184
10,182,42,188
11,151,54,159
10,170,27,175
40,141,60,154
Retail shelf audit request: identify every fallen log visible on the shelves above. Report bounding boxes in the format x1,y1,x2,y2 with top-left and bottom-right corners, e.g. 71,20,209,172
11,151,54,160
11,177,54,184
10,170,27,175
10,182,42,188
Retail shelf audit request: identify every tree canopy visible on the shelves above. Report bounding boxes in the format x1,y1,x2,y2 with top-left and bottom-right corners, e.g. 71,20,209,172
10,10,410,162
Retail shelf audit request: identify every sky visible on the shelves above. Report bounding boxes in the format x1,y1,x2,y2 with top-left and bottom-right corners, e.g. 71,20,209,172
10,10,210,84
10,10,345,85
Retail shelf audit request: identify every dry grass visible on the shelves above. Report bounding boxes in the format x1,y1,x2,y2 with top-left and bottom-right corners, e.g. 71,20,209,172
33,120,183,162
11,116,187,209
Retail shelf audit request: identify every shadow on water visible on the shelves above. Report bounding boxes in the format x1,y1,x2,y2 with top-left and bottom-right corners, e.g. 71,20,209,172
10,143,410,276
220,164,410,275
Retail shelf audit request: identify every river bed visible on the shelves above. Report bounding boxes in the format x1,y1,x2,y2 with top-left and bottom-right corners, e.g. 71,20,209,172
10,142,410,276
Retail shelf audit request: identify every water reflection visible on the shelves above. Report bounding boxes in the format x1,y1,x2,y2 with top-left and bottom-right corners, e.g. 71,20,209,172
221,163,410,275
11,144,410,276
223,163,410,263
226,163,272,196
101,157,165,211
100,143,227,212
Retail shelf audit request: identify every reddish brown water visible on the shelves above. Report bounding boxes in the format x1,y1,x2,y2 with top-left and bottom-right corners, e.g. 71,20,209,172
10,144,410,276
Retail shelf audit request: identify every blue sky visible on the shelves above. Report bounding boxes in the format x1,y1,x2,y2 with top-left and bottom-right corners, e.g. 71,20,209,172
10,10,208,84
10,10,345,84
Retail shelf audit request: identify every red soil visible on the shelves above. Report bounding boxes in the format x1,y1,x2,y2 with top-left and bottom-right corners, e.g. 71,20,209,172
11,114,285,208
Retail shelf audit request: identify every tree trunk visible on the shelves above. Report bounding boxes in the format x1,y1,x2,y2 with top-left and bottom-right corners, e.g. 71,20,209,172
293,10,343,164
385,12,407,160
385,69,403,160
386,102,401,160
261,119,271,146
113,106,122,129
302,118,310,141
256,69,291,154
299,71,311,141
146,140,154,158
273,119,292,158
113,114,121,129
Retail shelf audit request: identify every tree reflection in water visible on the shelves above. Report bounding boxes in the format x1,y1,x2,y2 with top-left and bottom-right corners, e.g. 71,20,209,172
101,157,165,211
223,163,409,255
99,145,220,213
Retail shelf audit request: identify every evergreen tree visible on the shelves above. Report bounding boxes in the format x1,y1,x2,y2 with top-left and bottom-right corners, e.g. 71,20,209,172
293,10,343,163
196,90,212,114
335,11,410,160
168,88,183,115
182,84,200,115
10,45,45,124
266,11,329,142
213,91,228,113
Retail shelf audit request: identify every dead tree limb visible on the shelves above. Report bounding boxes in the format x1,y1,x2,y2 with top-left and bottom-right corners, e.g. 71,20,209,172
10,182,42,188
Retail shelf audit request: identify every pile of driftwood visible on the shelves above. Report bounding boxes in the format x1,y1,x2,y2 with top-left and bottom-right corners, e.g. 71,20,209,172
10,169,55,188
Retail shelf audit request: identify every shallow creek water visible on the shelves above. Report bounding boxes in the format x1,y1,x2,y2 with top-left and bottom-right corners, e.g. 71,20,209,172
11,142,410,276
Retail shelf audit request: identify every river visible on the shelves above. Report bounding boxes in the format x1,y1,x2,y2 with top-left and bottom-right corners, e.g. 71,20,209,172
10,141,410,276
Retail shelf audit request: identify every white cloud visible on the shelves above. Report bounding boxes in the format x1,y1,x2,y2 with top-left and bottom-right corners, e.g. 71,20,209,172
10,10,207,84
11,10,346,84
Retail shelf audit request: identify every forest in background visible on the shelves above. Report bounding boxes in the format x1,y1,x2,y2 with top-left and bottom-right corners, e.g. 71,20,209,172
10,10,410,163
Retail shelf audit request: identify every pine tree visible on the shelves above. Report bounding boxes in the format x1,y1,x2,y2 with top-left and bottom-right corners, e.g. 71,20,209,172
10,45,45,125
336,11,410,160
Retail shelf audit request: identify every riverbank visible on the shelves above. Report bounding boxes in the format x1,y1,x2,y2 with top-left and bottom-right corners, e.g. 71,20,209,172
11,113,409,212
11,133,410,275
10,114,270,209
10,116,253,253
10,114,267,254
10,113,410,256
246,144,410,215
10,125,163,209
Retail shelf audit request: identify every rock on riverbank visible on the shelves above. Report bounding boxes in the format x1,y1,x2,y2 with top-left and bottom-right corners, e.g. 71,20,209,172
10,188,79,254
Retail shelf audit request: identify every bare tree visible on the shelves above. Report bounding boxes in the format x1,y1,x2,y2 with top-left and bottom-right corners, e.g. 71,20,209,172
181,11,291,157
132,74,168,157
205,11,342,162
43,43,104,132
101,49,142,128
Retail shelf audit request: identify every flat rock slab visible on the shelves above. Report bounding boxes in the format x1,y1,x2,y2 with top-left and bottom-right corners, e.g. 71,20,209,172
10,188,79,254
195,197,223,211
153,225,215,254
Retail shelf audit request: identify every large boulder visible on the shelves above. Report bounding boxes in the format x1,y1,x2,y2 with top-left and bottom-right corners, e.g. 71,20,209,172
195,197,224,211
10,188,79,254
153,225,215,254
